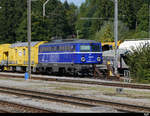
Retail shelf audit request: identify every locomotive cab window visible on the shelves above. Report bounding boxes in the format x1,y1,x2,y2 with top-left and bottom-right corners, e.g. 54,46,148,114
80,45,90,52
91,44,100,52
56,46,59,51
71,45,76,52
23,49,26,55
15,49,17,53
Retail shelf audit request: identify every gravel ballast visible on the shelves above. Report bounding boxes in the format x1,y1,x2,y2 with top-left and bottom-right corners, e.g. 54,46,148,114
0,76,149,112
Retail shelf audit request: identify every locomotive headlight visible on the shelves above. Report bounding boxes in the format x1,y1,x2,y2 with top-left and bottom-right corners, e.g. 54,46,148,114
97,57,101,62
81,57,86,62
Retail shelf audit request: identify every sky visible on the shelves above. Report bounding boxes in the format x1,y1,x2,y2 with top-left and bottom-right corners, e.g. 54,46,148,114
60,0,85,7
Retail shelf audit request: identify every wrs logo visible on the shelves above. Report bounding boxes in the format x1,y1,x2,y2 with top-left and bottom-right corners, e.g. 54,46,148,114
144,113,149,116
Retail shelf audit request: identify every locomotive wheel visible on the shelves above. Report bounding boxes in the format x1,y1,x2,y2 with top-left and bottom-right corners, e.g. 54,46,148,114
73,71,78,77
0,66,4,72
58,68,66,76
46,68,53,75
12,67,16,72
77,72,84,77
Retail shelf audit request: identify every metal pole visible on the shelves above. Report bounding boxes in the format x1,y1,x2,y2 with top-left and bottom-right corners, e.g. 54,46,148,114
27,0,31,79
43,0,49,17
114,0,118,74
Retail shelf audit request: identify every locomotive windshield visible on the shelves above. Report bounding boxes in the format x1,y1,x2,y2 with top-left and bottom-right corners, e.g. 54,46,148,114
80,44,100,52
91,44,100,52
80,45,90,52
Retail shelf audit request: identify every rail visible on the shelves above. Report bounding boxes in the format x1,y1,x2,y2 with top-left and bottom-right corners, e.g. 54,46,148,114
0,99,55,113
0,73,150,90
0,86,149,113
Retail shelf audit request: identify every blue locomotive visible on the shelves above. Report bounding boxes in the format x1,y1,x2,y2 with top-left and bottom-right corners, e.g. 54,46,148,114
37,39,103,76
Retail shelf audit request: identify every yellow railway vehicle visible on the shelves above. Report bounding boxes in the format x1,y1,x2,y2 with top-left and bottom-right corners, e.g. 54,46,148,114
102,41,122,51
0,44,11,70
0,41,47,72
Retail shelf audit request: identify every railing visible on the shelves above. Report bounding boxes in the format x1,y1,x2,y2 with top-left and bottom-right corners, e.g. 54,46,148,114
123,70,131,83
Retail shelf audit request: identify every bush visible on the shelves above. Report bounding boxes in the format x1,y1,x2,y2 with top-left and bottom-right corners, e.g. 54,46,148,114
126,44,150,83
125,31,148,39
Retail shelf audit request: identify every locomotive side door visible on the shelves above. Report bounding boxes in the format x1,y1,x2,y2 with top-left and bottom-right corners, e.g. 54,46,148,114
3,52,8,66
72,44,76,63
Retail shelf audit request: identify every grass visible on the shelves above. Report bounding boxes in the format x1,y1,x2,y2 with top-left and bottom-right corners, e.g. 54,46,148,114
55,86,83,91
103,89,150,99
41,84,150,99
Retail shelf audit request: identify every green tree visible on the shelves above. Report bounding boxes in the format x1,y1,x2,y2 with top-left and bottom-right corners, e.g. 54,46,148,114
0,0,78,43
0,0,26,43
16,12,27,42
75,0,92,39
118,0,144,30
137,3,149,32
64,1,77,37
94,21,129,42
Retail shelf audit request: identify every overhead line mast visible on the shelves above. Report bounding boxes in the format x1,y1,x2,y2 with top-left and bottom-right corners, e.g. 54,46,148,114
27,0,31,79
114,0,118,74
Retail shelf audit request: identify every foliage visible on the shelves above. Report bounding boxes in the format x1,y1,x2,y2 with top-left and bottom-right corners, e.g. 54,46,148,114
0,0,26,43
125,44,150,83
76,0,149,40
125,31,149,40
64,1,78,37
136,3,149,32
76,0,114,39
94,21,129,42
0,0,77,43
94,21,114,42
0,0,148,43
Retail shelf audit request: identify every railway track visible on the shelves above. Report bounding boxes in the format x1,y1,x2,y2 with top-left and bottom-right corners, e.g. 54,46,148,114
0,99,55,113
0,86,149,113
0,109,11,113
0,73,150,90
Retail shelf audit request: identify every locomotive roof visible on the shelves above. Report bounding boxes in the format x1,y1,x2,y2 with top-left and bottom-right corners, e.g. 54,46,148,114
42,39,98,45
10,41,40,48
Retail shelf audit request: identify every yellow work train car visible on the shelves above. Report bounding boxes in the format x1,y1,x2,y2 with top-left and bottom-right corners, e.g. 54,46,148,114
0,44,11,70
102,41,122,51
0,41,47,72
